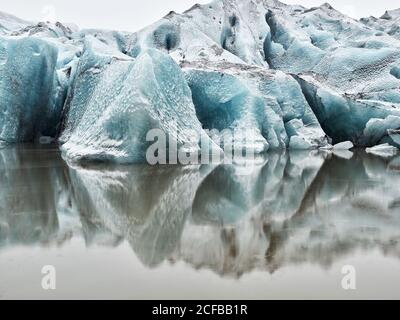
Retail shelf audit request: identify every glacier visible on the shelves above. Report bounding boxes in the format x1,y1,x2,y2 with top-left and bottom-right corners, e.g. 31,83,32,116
0,0,400,162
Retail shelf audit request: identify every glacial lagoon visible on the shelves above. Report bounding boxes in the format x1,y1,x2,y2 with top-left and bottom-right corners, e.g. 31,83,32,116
1,145,400,299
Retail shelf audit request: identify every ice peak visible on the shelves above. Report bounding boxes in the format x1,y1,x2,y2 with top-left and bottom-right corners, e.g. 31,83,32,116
321,2,334,10
380,9,400,20
164,11,178,19
381,11,392,20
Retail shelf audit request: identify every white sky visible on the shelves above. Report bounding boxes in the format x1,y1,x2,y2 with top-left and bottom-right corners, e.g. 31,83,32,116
1,0,399,32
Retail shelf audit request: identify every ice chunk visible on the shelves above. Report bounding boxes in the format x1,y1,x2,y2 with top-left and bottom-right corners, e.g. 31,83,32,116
366,143,399,158
333,141,354,150
331,141,354,158
333,149,354,160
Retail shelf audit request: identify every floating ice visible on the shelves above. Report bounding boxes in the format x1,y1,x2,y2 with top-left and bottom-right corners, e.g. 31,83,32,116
333,141,354,150
366,143,399,158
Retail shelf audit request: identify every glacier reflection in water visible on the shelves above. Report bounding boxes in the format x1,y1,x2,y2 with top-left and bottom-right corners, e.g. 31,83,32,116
1,145,400,279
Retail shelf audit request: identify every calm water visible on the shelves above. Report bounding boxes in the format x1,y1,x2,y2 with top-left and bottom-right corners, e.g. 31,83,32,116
1,145,400,299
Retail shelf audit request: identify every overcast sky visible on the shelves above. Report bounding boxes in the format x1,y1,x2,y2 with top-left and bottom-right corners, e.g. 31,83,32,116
1,0,399,32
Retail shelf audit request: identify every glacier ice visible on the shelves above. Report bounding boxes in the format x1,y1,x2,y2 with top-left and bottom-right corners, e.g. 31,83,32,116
0,36,60,143
296,75,400,146
388,129,400,147
363,115,400,145
361,9,400,40
184,61,328,151
60,37,216,163
1,0,400,162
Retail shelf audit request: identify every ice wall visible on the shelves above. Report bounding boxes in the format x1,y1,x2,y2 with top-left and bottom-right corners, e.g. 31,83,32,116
1,0,400,162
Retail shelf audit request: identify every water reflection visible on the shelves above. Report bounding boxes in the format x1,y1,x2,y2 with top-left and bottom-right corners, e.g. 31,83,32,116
1,145,400,277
